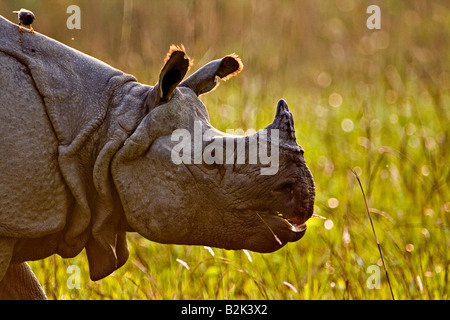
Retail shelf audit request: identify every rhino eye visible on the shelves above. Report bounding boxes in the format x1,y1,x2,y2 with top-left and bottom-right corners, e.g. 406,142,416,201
275,182,294,195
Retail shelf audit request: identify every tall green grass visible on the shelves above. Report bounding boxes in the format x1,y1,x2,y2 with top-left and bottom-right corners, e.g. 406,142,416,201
1,0,447,299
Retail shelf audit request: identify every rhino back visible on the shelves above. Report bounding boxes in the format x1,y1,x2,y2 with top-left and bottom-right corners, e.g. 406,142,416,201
0,51,70,238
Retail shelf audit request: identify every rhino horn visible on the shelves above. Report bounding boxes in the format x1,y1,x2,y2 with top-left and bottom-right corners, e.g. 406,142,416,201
265,99,300,150
180,54,243,96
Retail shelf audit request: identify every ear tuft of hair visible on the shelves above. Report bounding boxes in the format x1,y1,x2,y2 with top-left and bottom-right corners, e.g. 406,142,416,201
164,44,193,69
220,54,244,81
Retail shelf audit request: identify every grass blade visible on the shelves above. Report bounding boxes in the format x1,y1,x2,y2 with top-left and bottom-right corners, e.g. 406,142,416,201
255,211,283,245
351,168,395,300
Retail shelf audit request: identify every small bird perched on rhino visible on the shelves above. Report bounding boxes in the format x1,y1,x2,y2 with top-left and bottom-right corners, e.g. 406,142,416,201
13,8,35,34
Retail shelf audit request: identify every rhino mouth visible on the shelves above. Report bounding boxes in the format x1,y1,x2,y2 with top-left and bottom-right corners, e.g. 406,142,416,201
285,220,308,233
255,210,308,246
268,211,325,233
271,211,307,233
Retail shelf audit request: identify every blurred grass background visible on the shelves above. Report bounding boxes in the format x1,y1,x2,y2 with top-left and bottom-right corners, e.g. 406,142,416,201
1,0,448,299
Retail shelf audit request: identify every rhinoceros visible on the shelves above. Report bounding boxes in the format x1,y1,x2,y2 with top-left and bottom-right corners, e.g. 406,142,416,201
0,15,315,299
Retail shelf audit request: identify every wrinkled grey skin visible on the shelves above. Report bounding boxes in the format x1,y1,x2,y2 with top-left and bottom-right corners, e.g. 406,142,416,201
0,15,315,299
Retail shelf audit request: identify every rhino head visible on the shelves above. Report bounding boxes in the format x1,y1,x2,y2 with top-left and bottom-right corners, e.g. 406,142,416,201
112,46,315,253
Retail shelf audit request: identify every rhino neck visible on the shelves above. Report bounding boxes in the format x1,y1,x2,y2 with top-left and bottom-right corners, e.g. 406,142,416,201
77,81,152,280
91,81,152,223
96,82,153,150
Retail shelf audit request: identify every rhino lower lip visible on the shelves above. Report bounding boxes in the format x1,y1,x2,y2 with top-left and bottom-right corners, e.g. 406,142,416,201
281,218,307,233
290,222,307,233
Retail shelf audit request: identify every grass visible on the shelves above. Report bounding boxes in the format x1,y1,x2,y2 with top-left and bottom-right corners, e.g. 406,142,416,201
351,168,395,299
0,0,447,299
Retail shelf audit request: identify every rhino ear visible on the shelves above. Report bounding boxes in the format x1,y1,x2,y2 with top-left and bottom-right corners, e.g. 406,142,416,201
180,54,243,95
158,45,192,103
